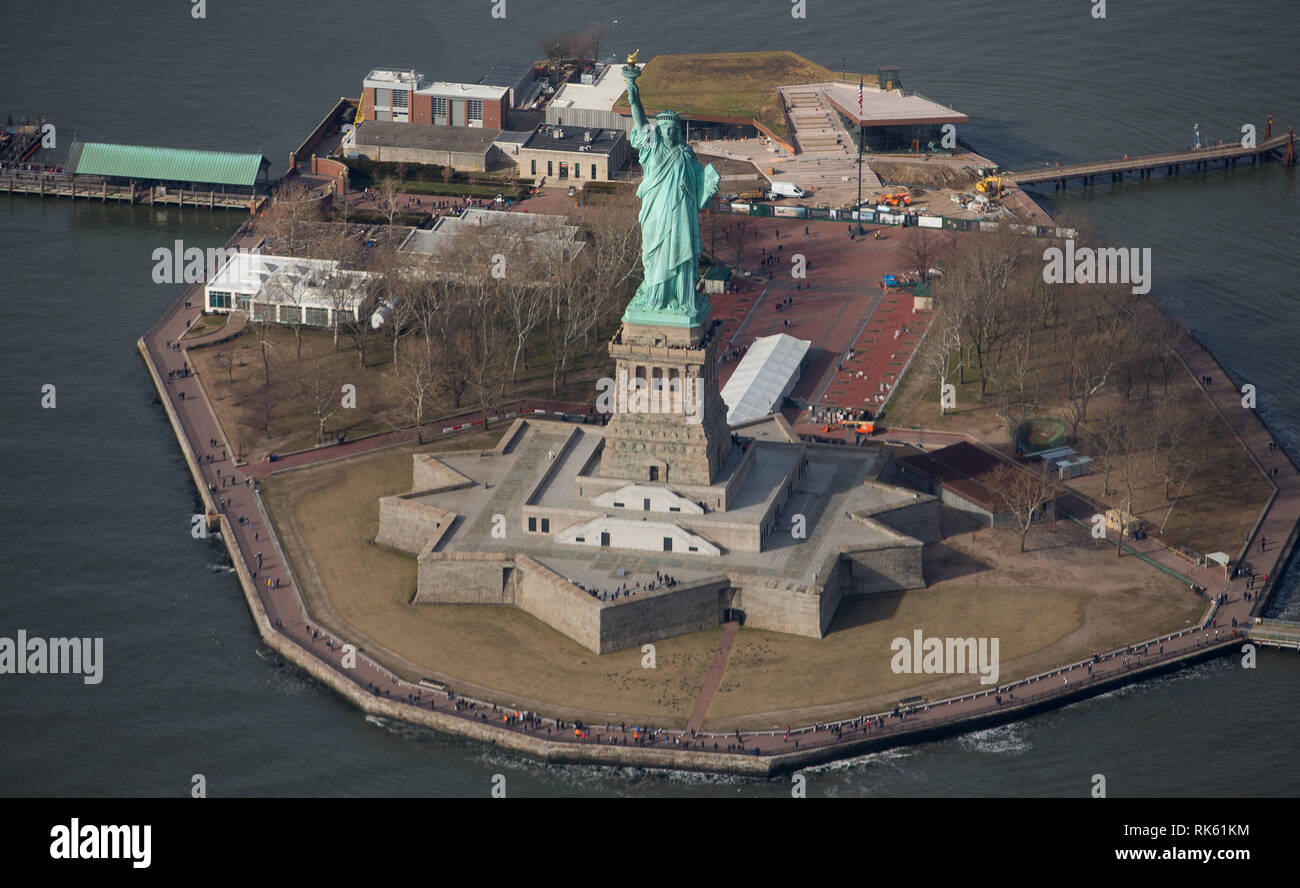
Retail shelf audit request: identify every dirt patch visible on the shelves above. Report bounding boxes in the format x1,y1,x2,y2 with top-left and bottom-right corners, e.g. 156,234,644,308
872,161,980,190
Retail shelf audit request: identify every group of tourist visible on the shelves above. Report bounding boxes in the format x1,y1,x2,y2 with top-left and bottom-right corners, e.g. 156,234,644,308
579,571,680,602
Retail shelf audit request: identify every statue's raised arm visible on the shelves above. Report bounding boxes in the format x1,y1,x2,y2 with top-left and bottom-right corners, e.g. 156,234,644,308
622,51,647,130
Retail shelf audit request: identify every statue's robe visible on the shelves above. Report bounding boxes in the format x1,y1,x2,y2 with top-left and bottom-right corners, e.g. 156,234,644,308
627,121,720,315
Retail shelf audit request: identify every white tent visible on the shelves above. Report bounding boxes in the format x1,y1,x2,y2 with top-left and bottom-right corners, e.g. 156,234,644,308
720,333,811,425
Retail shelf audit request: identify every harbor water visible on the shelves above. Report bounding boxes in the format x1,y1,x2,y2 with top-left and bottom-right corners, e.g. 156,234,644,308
0,0,1296,796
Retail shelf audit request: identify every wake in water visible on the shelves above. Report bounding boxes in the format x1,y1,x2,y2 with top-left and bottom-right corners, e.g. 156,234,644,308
957,723,1031,756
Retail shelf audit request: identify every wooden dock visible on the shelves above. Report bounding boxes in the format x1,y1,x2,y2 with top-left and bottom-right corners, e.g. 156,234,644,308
1,171,265,212
1008,128,1295,189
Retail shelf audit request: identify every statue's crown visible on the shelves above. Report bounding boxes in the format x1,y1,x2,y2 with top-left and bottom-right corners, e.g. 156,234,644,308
656,110,680,122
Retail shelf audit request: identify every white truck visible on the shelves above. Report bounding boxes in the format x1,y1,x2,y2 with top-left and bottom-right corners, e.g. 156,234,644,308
766,181,806,200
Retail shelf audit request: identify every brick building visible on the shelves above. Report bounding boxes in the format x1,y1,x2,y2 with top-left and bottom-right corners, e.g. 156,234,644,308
361,68,509,129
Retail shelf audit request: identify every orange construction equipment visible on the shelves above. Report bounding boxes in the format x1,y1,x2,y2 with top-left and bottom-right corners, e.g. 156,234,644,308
876,191,912,207
857,421,877,435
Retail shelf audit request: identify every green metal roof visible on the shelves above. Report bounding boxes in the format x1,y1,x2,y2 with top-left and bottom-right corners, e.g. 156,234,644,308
71,141,267,187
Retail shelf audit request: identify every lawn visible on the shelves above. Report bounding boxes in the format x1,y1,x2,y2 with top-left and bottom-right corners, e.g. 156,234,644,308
263,441,1204,731
182,313,229,339
615,51,873,142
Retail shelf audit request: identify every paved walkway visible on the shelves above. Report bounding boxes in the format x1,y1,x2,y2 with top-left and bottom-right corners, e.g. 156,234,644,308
685,622,739,733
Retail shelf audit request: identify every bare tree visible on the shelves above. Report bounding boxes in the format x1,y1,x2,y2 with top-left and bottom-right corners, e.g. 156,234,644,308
298,358,346,445
906,227,941,281
1061,330,1114,439
1086,406,1130,499
373,178,404,227
938,233,1022,398
987,462,1060,553
989,293,1042,434
921,295,963,416
582,191,642,340
215,350,235,384
393,337,437,443
723,215,752,271
340,311,370,369
1149,395,1196,501
263,267,310,361
544,247,599,395
264,178,320,254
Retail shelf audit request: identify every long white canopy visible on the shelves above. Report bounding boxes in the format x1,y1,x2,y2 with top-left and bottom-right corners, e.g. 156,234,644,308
720,333,811,425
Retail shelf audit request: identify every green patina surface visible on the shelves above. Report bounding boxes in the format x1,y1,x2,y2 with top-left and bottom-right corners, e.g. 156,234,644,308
620,64,721,327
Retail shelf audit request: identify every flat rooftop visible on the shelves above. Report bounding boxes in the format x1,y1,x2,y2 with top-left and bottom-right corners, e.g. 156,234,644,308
522,123,625,155
480,60,535,87
206,253,377,303
365,68,424,87
398,207,581,258
817,81,969,127
549,62,638,113
352,120,501,153
417,81,509,101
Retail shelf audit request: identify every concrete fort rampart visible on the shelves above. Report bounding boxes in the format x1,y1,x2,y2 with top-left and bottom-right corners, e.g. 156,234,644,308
735,580,832,637
597,576,730,653
412,547,731,654
377,494,457,554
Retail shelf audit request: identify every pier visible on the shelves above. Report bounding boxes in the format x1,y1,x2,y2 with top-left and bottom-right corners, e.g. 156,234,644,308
2,139,272,212
1244,619,1300,651
1,170,265,211
1008,127,1295,190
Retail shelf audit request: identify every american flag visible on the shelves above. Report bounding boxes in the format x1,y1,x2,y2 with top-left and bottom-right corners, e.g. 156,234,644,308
858,75,863,117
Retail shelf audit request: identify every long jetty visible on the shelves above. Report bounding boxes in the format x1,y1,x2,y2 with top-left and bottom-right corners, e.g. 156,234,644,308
1008,128,1295,189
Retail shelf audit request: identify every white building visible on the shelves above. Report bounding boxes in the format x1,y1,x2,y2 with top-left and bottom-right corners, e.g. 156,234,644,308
545,62,641,133
204,252,379,328
396,207,582,260
720,333,811,425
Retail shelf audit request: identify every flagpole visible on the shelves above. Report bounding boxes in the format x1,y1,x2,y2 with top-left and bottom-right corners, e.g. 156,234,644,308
856,75,864,234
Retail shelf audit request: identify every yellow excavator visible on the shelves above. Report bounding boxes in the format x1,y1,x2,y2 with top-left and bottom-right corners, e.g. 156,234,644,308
975,175,1004,197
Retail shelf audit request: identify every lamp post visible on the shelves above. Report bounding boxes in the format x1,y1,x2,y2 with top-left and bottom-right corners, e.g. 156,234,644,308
612,20,618,60
856,76,865,234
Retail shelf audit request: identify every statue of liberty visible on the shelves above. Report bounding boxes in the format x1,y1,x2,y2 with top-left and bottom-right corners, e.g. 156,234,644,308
621,52,721,326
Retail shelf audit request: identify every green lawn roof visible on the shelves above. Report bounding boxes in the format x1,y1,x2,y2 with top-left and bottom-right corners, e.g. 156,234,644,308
71,141,267,187
614,51,875,143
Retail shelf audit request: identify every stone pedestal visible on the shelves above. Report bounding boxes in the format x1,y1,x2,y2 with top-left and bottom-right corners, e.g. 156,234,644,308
601,321,732,487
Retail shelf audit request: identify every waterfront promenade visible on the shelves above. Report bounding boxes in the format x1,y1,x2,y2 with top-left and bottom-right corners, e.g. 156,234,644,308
139,219,1300,777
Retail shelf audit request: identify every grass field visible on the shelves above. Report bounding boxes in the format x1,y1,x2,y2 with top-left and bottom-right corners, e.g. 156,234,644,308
262,440,1204,731
616,51,872,142
182,313,229,339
